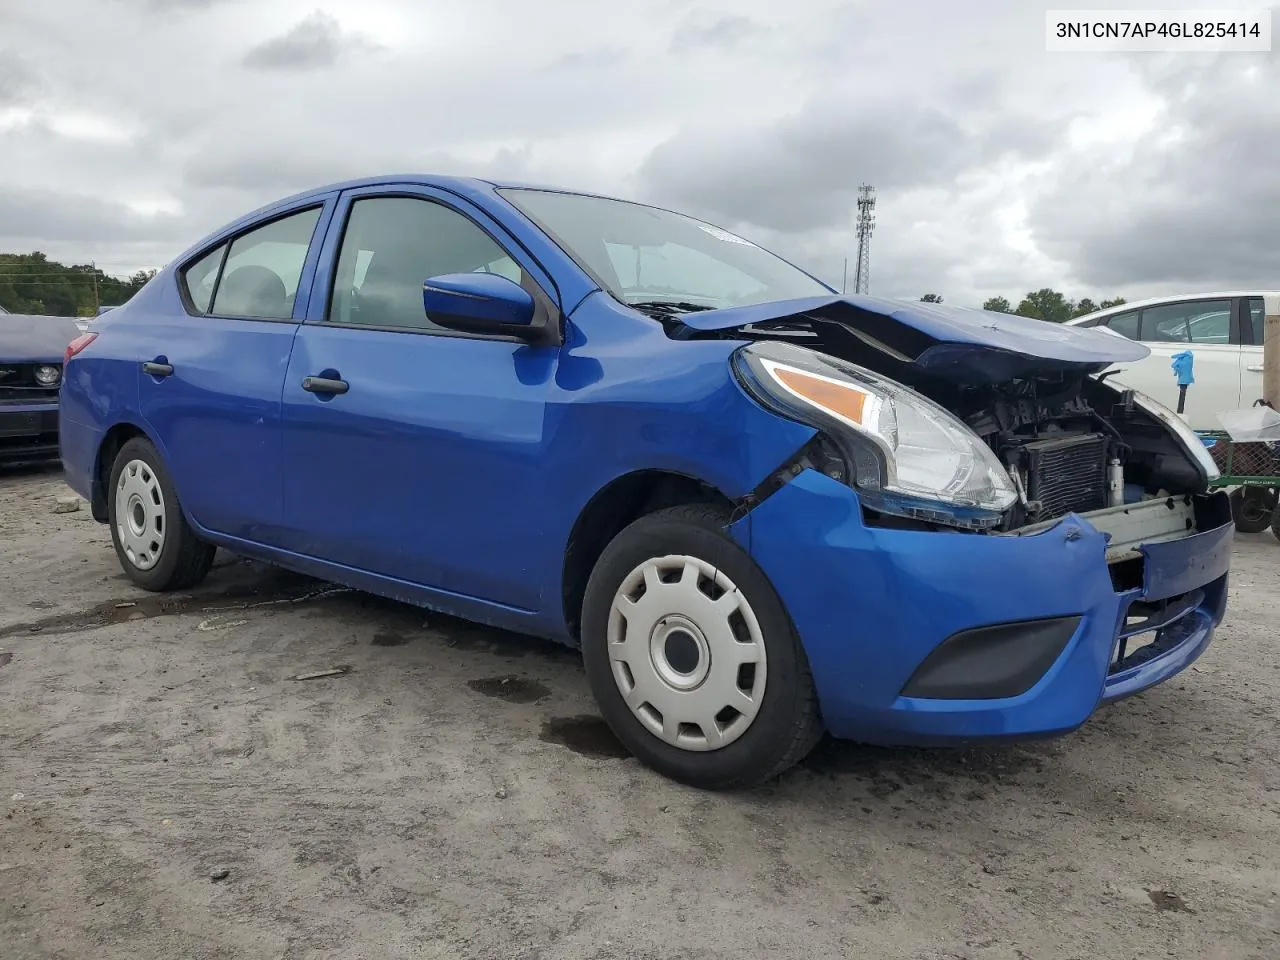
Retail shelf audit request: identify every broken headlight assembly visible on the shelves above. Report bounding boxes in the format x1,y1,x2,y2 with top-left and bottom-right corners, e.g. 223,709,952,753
732,340,1018,530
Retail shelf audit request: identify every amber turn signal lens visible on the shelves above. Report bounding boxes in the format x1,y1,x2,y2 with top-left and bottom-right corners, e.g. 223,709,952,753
771,366,869,425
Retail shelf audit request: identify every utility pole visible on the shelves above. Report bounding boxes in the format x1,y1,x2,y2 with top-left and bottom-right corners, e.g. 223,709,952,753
1264,294,1279,409
853,184,875,295
842,258,848,294
91,260,100,314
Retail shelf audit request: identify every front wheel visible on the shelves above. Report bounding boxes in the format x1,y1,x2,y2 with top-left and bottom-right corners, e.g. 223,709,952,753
107,436,215,591
1230,487,1276,534
1271,495,1280,543
580,504,822,790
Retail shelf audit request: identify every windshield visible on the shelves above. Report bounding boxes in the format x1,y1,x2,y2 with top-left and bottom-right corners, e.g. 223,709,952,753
500,189,832,311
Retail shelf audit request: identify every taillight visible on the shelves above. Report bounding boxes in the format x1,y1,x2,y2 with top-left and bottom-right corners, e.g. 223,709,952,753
65,332,98,364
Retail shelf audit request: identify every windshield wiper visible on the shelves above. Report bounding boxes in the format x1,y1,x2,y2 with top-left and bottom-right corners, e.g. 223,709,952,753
627,300,718,315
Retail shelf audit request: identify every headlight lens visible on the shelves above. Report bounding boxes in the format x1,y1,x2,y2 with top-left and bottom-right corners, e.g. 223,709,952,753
1129,391,1220,481
733,341,1017,527
34,364,61,386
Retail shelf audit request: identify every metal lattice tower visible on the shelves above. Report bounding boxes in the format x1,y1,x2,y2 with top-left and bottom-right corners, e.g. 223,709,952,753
852,184,876,295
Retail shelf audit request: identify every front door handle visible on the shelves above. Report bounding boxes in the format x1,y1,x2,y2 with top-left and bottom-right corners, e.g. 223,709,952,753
1246,364,1264,373
302,376,349,395
142,361,173,377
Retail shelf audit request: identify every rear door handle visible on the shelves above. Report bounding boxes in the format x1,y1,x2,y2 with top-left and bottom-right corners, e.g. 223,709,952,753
1246,364,1264,373
302,376,349,395
142,361,173,377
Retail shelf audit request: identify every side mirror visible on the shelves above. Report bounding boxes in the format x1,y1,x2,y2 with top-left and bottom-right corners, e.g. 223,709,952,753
422,273,535,336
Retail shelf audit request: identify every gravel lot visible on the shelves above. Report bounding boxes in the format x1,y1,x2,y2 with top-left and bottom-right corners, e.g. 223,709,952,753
2,462,1278,960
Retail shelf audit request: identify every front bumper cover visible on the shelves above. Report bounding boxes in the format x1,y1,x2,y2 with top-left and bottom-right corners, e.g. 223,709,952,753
0,400,60,463
730,469,1231,745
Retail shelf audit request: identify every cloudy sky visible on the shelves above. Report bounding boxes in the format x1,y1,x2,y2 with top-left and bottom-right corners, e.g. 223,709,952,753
1,0,1276,307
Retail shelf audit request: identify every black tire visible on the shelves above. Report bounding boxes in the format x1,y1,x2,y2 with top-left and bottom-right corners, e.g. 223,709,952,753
580,503,822,790
107,436,215,591
1230,487,1275,534
1271,496,1280,543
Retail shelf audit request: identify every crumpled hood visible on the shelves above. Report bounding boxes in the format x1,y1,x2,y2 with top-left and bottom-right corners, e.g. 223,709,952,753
0,314,83,363
676,294,1150,383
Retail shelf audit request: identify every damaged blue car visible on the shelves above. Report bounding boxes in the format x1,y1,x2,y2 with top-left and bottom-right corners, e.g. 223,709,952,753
1,311,81,465
57,176,1232,788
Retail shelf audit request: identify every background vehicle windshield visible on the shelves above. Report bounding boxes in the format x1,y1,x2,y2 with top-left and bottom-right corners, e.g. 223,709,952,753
501,189,832,311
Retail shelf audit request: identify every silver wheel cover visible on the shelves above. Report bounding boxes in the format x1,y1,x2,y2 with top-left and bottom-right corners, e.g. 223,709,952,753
114,459,166,572
607,554,767,752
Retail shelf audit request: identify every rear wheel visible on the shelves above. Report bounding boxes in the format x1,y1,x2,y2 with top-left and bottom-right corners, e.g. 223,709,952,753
1271,494,1280,542
1230,487,1276,534
580,504,822,790
108,436,215,591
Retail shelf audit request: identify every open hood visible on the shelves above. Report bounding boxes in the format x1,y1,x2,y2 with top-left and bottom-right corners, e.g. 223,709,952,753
675,294,1150,384
0,314,84,364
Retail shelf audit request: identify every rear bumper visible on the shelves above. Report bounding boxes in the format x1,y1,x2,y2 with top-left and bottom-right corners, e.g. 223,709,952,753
732,470,1232,745
0,400,60,463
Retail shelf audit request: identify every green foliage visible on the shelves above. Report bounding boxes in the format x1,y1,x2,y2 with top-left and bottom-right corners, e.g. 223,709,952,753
978,291,1126,322
1014,288,1074,325
919,293,943,303
0,252,156,317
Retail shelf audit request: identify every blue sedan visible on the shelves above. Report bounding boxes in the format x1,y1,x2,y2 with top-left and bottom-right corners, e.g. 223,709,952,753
58,175,1233,788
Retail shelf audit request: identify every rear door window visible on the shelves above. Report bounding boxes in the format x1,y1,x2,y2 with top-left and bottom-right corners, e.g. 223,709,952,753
207,207,322,320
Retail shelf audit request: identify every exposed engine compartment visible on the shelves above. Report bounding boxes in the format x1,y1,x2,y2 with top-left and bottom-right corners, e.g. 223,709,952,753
933,375,1209,530
672,311,1212,535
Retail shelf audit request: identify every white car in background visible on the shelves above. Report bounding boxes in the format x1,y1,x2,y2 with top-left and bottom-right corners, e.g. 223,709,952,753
1067,292,1271,431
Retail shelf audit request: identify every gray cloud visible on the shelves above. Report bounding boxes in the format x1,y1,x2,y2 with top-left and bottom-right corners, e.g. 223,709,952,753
1,0,1273,307
140,0,239,9
0,185,188,244
183,144,535,196
242,11,381,71
0,49,39,106
637,96,1056,234
670,14,760,52
1028,51,1280,292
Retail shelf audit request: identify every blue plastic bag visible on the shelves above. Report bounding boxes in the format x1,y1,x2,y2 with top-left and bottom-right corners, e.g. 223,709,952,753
1171,350,1195,386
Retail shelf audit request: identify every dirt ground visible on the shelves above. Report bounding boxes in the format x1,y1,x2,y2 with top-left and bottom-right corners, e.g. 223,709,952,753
1,462,1277,960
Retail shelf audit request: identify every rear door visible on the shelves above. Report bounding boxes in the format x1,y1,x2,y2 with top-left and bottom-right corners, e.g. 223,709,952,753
1095,298,1242,429
277,186,562,611
136,199,335,542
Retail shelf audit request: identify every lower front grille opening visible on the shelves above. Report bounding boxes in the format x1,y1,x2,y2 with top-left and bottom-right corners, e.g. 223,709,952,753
1110,595,1203,675
1108,555,1145,593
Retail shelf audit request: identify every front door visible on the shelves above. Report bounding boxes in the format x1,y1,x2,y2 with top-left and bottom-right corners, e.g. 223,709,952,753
136,202,331,542
278,188,561,612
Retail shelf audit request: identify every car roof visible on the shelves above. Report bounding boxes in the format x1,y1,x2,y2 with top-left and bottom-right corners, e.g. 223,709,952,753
172,173,650,267
243,174,610,216
1068,291,1280,325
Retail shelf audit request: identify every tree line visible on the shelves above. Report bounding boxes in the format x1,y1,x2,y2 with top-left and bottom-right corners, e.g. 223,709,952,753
0,252,156,317
917,289,1127,323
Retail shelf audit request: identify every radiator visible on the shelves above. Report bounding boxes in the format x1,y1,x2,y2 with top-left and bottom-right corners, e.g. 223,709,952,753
1023,433,1108,520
